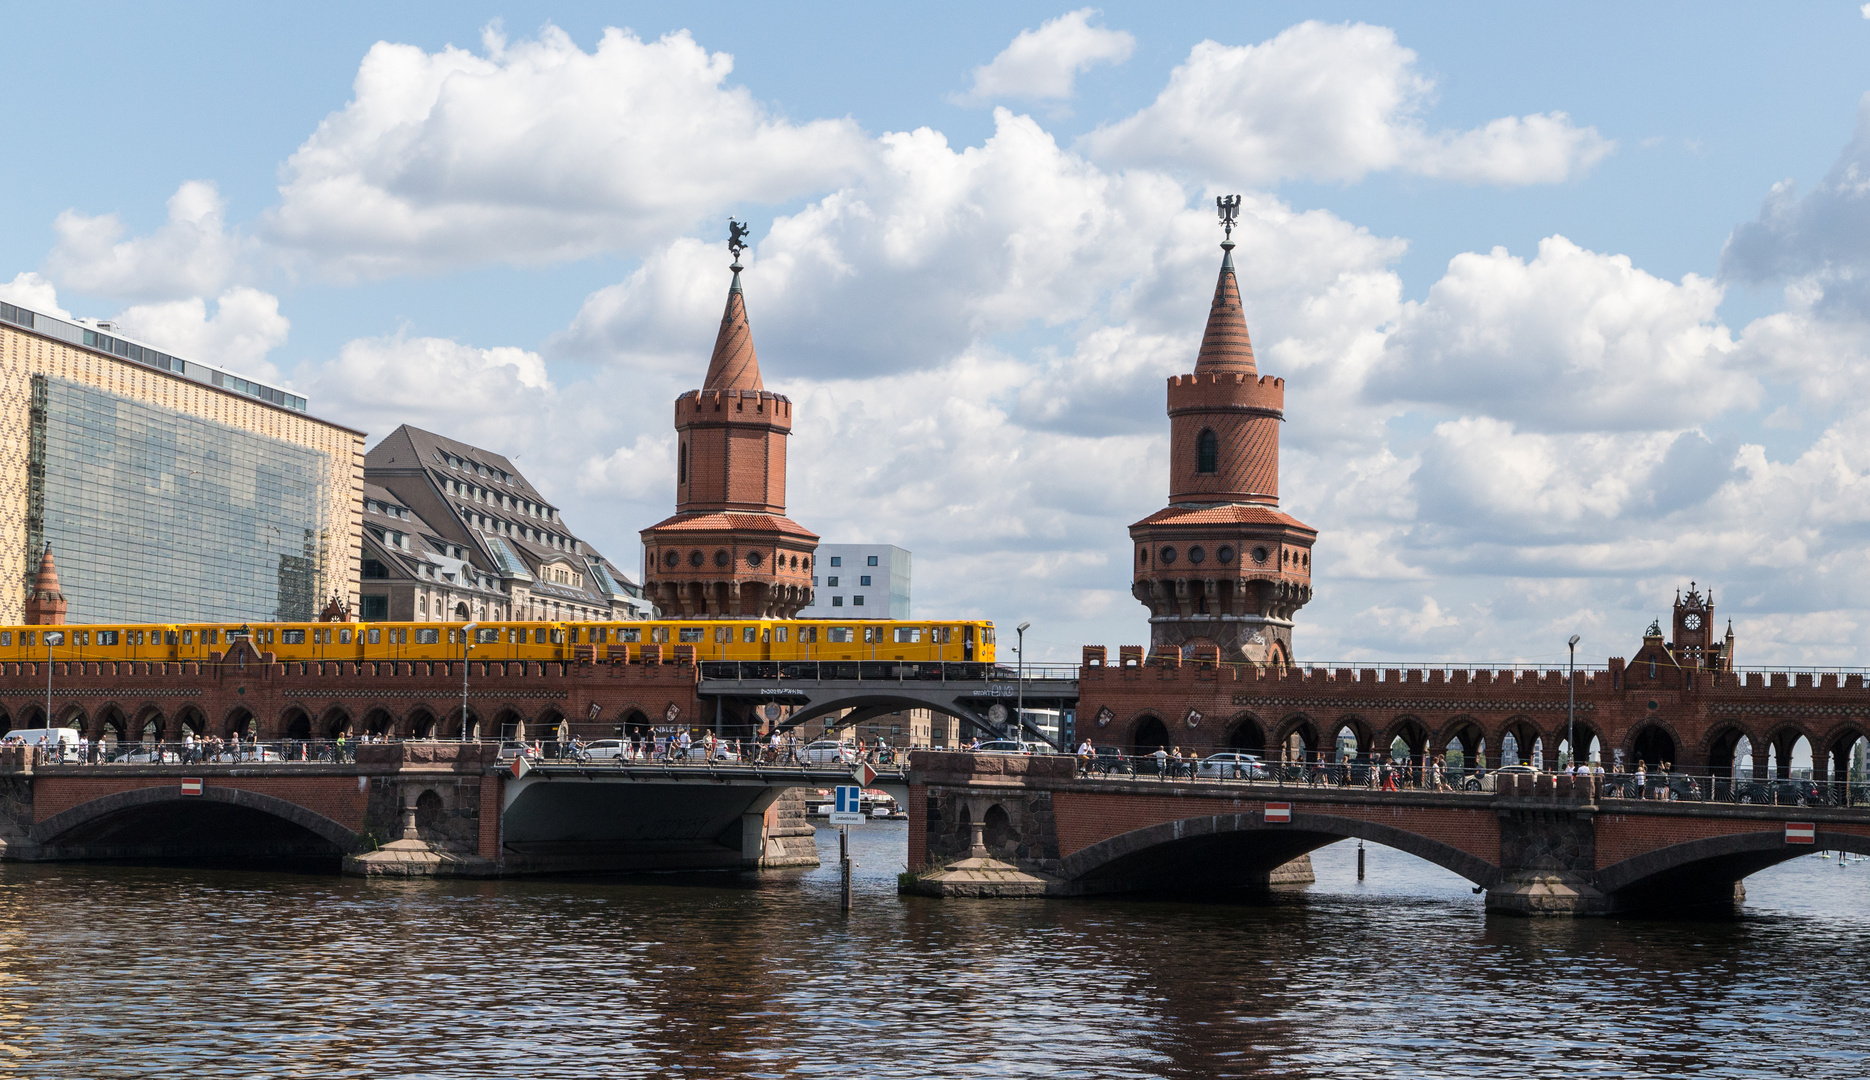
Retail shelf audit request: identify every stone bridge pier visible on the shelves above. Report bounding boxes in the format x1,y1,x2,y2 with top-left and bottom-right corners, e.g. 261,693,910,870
902,751,1870,916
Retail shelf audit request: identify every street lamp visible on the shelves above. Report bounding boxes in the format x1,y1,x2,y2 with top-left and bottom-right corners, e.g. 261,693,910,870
1567,634,1581,771
1015,621,1031,742
460,622,478,741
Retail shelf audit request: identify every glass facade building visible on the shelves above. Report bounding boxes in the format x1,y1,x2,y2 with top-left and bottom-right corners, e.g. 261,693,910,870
29,375,332,623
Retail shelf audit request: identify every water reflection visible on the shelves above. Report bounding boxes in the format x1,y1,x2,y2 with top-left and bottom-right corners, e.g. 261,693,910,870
0,826,1865,1077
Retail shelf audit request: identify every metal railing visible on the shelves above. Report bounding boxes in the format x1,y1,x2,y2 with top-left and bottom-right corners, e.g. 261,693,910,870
697,660,1080,683
1068,754,1870,808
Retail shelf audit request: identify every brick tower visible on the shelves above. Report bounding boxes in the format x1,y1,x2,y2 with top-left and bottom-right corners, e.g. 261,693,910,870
23,543,67,625
640,222,819,618
1129,196,1316,664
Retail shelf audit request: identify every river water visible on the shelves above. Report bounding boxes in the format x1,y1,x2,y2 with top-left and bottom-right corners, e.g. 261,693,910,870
1,825,1866,1078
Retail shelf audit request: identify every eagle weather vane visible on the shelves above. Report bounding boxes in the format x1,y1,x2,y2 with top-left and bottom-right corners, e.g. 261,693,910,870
727,217,751,269
1216,194,1241,244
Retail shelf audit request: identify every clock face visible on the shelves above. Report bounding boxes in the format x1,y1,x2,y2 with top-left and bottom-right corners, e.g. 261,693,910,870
1683,613,1703,631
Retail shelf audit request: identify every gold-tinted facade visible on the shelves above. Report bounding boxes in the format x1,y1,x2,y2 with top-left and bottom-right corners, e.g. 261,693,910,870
1,320,364,624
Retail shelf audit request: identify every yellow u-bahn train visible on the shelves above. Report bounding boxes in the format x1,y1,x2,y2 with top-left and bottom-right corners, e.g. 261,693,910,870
0,619,997,666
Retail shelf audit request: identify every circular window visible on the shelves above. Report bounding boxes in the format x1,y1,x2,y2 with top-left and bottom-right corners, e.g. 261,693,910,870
1217,545,1234,564
714,549,730,568
747,550,763,567
1252,546,1269,564
1159,546,1178,565
1647,700,1658,711
663,550,678,567
688,550,704,567
1188,546,1206,565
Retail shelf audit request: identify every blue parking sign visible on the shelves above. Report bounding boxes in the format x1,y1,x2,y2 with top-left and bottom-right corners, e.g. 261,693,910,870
831,785,865,824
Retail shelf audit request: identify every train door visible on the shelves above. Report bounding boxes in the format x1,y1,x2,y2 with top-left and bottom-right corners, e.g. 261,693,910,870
964,625,976,661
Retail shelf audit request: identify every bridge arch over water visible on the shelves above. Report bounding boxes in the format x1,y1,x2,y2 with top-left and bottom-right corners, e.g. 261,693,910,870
27,785,363,862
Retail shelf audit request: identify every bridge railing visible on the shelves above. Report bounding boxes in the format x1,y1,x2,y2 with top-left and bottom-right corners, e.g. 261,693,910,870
697,660,1080,683
1069,754,1870,808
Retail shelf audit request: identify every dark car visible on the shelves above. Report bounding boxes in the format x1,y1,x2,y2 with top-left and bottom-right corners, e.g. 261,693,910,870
1088,746,1132,777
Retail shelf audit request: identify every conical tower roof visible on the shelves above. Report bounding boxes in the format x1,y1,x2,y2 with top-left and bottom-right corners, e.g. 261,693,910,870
30,544,62,600
702,268,763,391
1193,243,1257,375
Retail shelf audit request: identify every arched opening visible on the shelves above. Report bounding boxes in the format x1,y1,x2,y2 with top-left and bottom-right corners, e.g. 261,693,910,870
320,707,352,740
1383,717,1430,781
407,708,437,739
37,791,356,871
497,708,525,742
362,708,395,738
1195,428,1218,474
450,707,480,741
96,706,129,749
1631,725,1677,771
1225,714,1265,755
1132,715,1170,756
1823,729,1869,796
175,706,206,738
536,708,568,756
1328,718,1371,764
1438,719,1485,784
1707,726,1748,790
1500,716,1543,768
454,602,469,620
982,804,1012,857
415,788,444,830
224,707,254,739
282,707,313,742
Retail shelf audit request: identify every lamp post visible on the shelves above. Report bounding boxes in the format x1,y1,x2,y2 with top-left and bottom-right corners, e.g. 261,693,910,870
1567,634,1581,771
1015,621,1031,742
460,622,478,741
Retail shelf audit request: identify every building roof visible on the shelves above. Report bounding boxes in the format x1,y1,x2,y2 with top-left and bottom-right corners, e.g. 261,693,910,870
641,511,820,541
1131,503,1315,533
1193,243,1257,376
701,267,763,392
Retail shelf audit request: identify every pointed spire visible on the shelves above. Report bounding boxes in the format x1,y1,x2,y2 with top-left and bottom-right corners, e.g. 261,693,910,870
1193,239,1258,375
703,219,763,392
24,543,67,626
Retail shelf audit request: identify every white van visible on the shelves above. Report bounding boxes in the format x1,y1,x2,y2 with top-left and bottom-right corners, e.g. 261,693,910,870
5,728,83,762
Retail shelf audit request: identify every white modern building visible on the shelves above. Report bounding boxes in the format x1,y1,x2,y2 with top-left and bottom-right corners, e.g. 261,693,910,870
796,544,910,618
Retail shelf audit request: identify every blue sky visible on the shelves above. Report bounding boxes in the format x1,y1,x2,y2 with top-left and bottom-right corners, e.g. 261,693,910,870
8,3,1870,665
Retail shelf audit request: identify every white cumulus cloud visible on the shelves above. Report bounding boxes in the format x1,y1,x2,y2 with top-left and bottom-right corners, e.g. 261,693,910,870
264,23,872,278
956,8,1135,105
0,272,71,319
113,287,291,378
46,181,240,302
1082,22,1612,186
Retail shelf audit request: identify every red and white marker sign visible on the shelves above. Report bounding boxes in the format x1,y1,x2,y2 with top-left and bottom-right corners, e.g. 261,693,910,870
852,762,877,787
1265,802,1291,823
180,778,203,796
1786,822,1816,845
511,755,531,780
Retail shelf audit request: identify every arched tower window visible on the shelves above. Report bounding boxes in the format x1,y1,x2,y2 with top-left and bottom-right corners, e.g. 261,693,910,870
1196,429,1218,474
678,441,688,484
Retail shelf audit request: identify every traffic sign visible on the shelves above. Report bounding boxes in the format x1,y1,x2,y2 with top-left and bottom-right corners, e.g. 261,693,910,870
511,755,531,779
1264,802,1291,823
830,784,865,825
1786,822,1816,845
853,762,877,787
180,778,203,796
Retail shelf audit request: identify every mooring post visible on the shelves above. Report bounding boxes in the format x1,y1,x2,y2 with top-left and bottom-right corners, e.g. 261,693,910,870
840,825,852,912
1357,840,1366,881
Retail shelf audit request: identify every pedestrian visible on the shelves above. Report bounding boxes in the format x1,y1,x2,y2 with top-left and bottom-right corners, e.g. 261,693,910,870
1634,761,1648,799
1152,745,1169,776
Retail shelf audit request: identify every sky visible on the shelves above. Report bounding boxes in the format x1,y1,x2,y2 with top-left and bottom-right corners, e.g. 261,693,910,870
8,2,1870,666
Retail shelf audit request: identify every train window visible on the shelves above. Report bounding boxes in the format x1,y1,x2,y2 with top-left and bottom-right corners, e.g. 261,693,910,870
551,630,566,645
762,629,770,643
261,630,275,644
652,626,670,643
984,627,996,645
621,628,641,642
202,630,216,645
75,631,90,645
591,628,608,643
864,627,881,643
679,627,705,643
45,632,65,645
508,629,522,644
128,631,142,645
368,629,381,644
96,631,119,645
476,628,499,644
715,626,732,643
744,627,757,643
828,627,853,643
0,632,10,646
801,627,816,643
339,629,352,644
183,630,194,644
283,630,307,644
415,629,439,644
894,627,921,644
534,629,549,644
776,627,788,642
21,632,35,646
932,627,950,643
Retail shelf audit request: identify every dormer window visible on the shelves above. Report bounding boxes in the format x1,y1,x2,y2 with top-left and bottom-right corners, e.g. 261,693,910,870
1196,429,1218,474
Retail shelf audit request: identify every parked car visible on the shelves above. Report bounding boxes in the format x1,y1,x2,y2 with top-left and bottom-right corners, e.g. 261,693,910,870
1088,746,1132,776
975,740,1052,755
1197,752,1268,780
582,739,630,760
802,740,858,765
113,747,180,765
496,741,535,760
1480,764,1538,792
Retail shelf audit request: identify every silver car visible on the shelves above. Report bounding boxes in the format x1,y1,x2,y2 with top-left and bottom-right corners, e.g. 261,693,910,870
802,740,857,765
1197,752,1268,780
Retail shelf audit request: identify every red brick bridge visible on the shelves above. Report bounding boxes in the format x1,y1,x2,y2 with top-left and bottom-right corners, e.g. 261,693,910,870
904,751,1870,915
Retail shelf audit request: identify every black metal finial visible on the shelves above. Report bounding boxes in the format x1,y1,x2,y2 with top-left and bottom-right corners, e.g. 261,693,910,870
727,218,751,270
1216,194,1241,246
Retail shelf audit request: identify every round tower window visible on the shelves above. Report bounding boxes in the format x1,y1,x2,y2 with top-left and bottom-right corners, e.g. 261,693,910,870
1251,546,1269,564
1217,545,1234,564
1159,546,1178,565
663,550,678,567
1188,546,1206,565
688,550,704,567
714,549,730,568
747,551,764,567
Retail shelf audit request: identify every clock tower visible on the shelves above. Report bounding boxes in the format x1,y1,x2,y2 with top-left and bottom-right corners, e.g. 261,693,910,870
1129,197,1316,664
1670,582,1732,671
